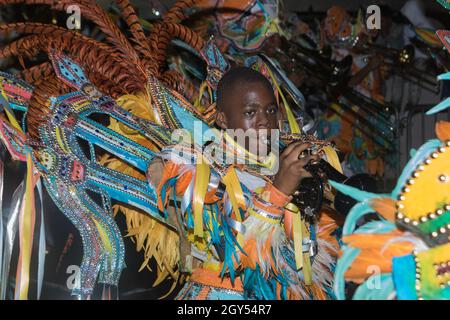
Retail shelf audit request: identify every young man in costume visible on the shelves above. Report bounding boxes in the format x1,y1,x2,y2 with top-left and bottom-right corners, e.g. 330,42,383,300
147,67,341,300
318,5,389,178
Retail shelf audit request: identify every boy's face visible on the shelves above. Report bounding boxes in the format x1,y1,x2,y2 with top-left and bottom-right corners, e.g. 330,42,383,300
216,81,280,155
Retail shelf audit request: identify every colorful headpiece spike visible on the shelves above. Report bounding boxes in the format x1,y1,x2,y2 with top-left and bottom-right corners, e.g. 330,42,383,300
49,51,91,90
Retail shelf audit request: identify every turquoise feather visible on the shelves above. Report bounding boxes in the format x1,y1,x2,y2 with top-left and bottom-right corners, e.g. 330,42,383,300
426,96,450,115
343,202,377,236
354,220,397,235
438,71,450,80
353,273,395,300
329,180,380,203
333,247,361,300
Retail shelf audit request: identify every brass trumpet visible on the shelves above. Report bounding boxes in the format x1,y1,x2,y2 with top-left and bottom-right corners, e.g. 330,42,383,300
357,43,415,66
357,43,439,91
281,135,377,219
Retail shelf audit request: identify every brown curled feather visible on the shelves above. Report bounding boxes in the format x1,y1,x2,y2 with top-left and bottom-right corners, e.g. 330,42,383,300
164,0,197,23
18,62,53,85
113,0,153,59
1,0,146,75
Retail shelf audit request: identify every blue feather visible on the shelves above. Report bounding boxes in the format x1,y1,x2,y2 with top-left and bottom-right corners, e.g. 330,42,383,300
343,202,378,236
426,96,450,115
329,180,381,203
333,247,361,300
438,71,450,80
353,273,395,300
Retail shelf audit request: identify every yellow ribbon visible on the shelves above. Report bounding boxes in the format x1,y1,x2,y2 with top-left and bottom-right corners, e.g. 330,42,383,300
286,203,303,269
16,154,36,299
194,81,213,110
222,166,246,245
301,220,312,285
0,84,23,133
265,66,301,134
1,84,39,299
285,203,312,285
323,146,344,174
193,162,210,240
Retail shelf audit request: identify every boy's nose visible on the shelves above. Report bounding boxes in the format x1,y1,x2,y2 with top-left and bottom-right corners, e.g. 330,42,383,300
256,112,269,129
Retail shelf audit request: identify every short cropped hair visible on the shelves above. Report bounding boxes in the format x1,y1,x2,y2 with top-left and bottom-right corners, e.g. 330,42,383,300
216,67,274,111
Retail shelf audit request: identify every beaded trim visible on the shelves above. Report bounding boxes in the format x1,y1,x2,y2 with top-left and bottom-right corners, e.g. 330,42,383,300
396,140,450,245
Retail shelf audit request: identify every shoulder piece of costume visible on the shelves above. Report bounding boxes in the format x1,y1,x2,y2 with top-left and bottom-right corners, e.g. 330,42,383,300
331,20,450,299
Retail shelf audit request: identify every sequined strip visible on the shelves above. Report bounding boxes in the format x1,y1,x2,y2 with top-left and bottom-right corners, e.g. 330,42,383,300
75,120,154,171
43,179,102,296
249,206,283,223
86,168,166,225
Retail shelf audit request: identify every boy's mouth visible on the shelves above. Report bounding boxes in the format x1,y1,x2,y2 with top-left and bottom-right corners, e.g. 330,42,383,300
260,134,270,146
256,131,277,157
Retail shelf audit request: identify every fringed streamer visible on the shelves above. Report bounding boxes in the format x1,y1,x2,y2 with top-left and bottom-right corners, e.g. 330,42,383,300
14,154,38,300
36,180,45,299
0,181,25,299
0,152,3,297
301,221,312,285
222,167,246,246
102,151,181,291
265,66,301,134
1,86,43,299
285,203,312,284
193,162,210,239
288,205,304,271
218,196,242,281
0,86,22,133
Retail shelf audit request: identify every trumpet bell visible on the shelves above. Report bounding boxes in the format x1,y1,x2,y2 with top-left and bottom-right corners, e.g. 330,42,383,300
398,45,415,65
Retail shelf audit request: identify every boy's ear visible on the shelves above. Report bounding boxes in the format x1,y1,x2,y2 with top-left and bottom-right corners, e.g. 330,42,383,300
215,111,227,129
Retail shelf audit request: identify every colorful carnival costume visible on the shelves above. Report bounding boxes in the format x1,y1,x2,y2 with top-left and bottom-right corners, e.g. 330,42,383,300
317,6,390,178
332,2,450,299
0,0,343,300
148,131,342,299
189,0,283,54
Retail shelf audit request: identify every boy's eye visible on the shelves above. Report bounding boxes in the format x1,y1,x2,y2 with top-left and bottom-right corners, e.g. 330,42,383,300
244,110,256,117
267,107,278,115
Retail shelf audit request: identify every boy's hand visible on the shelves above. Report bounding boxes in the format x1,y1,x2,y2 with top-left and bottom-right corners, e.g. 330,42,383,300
273,142,319,196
